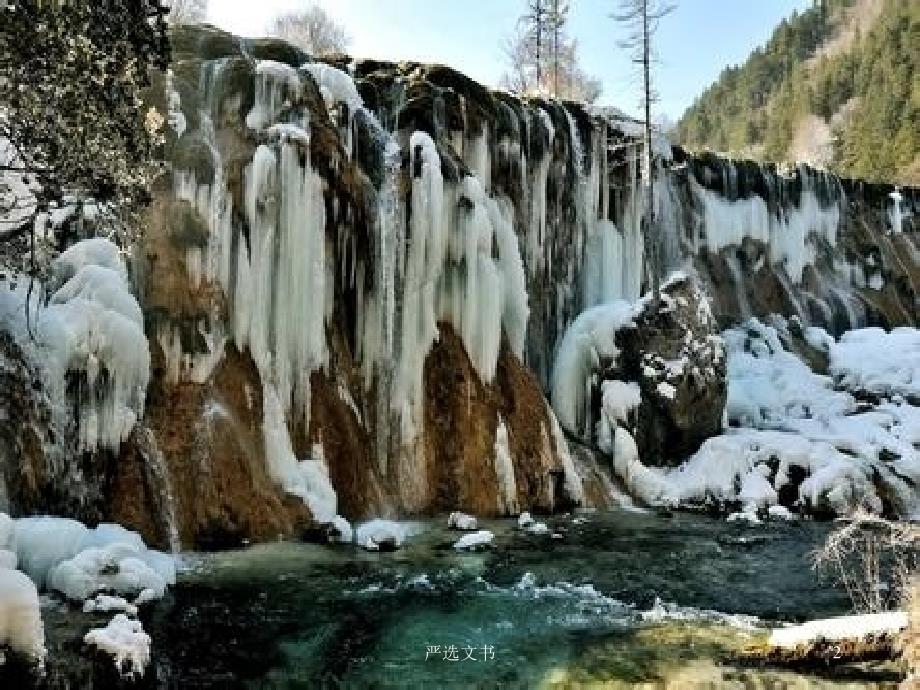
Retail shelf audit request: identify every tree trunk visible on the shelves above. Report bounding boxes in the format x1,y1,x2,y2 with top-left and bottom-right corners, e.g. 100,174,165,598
642,0,659,300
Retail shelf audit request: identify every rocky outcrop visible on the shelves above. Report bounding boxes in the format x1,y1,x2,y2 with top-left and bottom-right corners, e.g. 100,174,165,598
614,276,727,467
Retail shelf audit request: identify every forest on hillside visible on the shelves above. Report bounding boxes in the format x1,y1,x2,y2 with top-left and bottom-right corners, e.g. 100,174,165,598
676,0,919,185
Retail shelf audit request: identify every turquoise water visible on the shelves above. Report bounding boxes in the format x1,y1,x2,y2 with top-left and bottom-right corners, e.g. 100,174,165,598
128,511,900,688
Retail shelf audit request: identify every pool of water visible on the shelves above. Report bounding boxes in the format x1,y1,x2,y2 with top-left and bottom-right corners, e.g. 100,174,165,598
48,510,904,688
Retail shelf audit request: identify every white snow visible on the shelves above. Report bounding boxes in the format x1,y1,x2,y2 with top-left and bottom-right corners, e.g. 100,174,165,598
0,549,17,570
600,381,642,426
830,327,920,399
329,516,353,544
448,512,478,531
0,568,45,662
516,511,549,534
0,239,150,454
452,530,494,551
606,319,920,518
769,611,908,649
49,544,170,602
84,613,151,679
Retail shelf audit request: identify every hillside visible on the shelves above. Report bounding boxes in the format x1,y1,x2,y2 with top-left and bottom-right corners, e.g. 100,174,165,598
676,0,919,185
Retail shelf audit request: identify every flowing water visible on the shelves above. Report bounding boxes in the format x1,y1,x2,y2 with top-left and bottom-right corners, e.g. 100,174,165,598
44,511,903,688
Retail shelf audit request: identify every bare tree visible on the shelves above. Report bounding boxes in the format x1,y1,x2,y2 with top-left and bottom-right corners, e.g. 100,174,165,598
168,0,207,25
520,0,549,90
613,0,675,297
812,513,920,614
500,3,601,104
547,0,569,96
269,4,350,56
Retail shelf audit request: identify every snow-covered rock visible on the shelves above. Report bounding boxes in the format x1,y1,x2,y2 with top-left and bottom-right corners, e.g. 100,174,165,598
355,520,414,551
516,512,549,534
5,515,175,602
83,594,138,616
452,530,494,551
84,614,151,679
448,512,478,531
0,568,45,662
555,274,726,469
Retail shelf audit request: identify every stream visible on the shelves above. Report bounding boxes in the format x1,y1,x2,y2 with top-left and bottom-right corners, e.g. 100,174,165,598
43,510,903,688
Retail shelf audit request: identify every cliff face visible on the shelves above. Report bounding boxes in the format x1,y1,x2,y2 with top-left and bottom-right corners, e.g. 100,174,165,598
1,25,917,548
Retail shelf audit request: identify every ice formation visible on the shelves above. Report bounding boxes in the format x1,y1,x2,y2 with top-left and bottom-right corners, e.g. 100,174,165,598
0,238,149,454
262,384,338,524
173,57,541,509
84,614,151,679
691,167,842,283
830,327,920,399
517,512,549,535
83,594,139,616
596,380,642,453
354,519,418,551
551,301,636,437
493,417,520,515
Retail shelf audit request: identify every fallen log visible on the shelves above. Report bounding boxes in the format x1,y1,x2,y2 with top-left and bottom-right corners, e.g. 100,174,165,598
736,612,908,669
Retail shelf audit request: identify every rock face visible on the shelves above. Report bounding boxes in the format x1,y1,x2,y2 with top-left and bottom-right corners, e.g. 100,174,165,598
1,25,918,545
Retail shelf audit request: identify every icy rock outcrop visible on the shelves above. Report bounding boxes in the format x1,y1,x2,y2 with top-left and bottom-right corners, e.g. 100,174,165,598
554,273,727,468
611,318,920,518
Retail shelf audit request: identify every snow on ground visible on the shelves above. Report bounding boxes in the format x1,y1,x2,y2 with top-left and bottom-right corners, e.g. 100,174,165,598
769,611,908,648
830,327,920,399
84,613,151,679
611,318,920,518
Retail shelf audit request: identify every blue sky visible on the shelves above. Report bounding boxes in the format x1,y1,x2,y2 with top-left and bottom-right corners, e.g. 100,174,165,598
208,0,810,122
